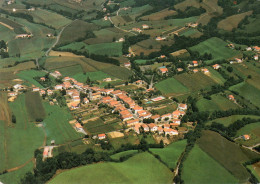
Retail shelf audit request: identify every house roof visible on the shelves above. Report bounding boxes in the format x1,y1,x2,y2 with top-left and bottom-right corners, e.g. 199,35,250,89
179,103,187,109
126,119,139,124
148,123,157,128
98,134,106,137
159,68,168,73
193,61,198,64
162,113,172,118
151,115,160,119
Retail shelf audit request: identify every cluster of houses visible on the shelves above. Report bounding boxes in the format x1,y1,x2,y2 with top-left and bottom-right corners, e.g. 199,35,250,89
15,34,33,39
132,24,150,33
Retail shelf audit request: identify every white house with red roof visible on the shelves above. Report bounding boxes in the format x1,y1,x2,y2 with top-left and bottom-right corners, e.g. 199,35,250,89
32,87,40,92
148,123,158,132
98,134,106,140
178,103,187,111
164,128,178,136
126,119,139,127
192,61,198,67
151,115,160,123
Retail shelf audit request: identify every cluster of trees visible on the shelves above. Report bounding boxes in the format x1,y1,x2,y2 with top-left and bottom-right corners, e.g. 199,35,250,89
210,117,260,137
20,148,111,184
0,40,9,58
166,6,206,19
53,47,120,66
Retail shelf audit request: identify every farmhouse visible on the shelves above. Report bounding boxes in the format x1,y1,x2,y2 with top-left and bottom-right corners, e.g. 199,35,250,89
235,58,242,63
124,62,131,67
40,77,46,81
201,68,209,74
142,24,149,29
192,61,198,67
212,64,221,70
254,55,258,61
43,147,49,159
155,36,166,41
40,90,46,96
13,84,23,90
8,92,17,97
177,68,184,72
172,119,181,125
118,38,125,42
132,28,142,33
253,46,260,52
84,98,89,104
243,134,250,140
75,123,83,131
103,78,112,82
229,95,235,101
158,68,168,74
55,84,63,90
47,89,53,95
16,34,32,39
33,87,40,92
98,134,106,140
193,69,199,73
135,80,145,85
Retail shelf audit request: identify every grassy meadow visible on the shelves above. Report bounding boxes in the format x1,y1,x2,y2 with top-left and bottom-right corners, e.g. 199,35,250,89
16,70,46,88
235,122,260,146
155,78,189,95
49,152,173,184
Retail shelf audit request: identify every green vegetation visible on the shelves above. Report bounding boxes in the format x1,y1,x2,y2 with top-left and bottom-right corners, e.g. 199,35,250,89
155,78,189,95
101,66,133,81
189,37,240,61
84,118,121,134
16,70,46,88
42,102,82,144
207,115,260,126
134,59,147,64
55,64,84,77
150,140,187,169
0,94,44,172
49,152,173,184
182,144,238,184
111,150,138,160
247,163,260,181
25,92,46,121
196,94,239,112
198,130,259,182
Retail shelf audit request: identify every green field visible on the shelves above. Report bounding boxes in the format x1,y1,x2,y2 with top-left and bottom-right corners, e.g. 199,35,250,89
189,37,240,61
150,140,187,169
230,82,260,108
155,78,189,95
0,162,34,184
42,102,82,144
153,104,177,115
0,24,16,42
196,94,239,112
0,94,44,172
207,115,260,127
49,152,173,184
206,67,226,84
182,144,238,184
134,59,147,64
174,72,217,92
247,163,260,181
29,8,72,29
111,150,138,160
235,122,260,146
72,71,111,82
16,70,46,88
198,130,259,182
55,64,84,77
25,92,46,121
101,66,133,80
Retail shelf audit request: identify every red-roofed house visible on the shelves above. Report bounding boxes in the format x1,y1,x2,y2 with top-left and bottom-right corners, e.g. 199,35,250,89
141,124,149,132
229,95,235,101
193,61,198,67
121,114,134,121
157,126,163,134
172,119,181,125
213,64,221,70
172,110,181,119
132,105,143,114
151,115,160,123
159,68,168,74
84,98,89,104
98,134,106,140
33,87,40,92
161,113,172,120
148,123,158,132
164,128,178,136
243,134,250,140
124,62,131,67
126,119,139,127
178,103,187,111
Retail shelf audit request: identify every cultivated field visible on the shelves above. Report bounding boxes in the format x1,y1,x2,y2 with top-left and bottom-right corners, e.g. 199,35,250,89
150,140,187,169
189,37,241,61
49,152,173,184
72,71,111,83
155,78,189,95
198,130,259,182
218,11,253,31
0,17,26,34
182,144,238,184
0,92,12,125
25,92,46,121
196,94,239,112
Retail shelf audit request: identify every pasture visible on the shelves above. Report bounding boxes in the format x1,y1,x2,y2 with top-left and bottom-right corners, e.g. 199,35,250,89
189,37,241,61
207,115,260,127
29,8,72,29
0,61,36,74
235,122,260,147
198,130,259,182
247,162,260,181
0,17,26,34
153,104,177,115
0,24,16,42
182,144,238,184
100,66,133,80
218,11,253,31
16,70,46,88
196,94,239,112
42,102,82,145
206,67,225,84
72,71,111,82
180,28,202,38
134,59,147,64
55,64,83,77
49,152,173,184
0,94,44,173
155,78,189,95
150,140,187,169
25,92,46,121
58,20,98,45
